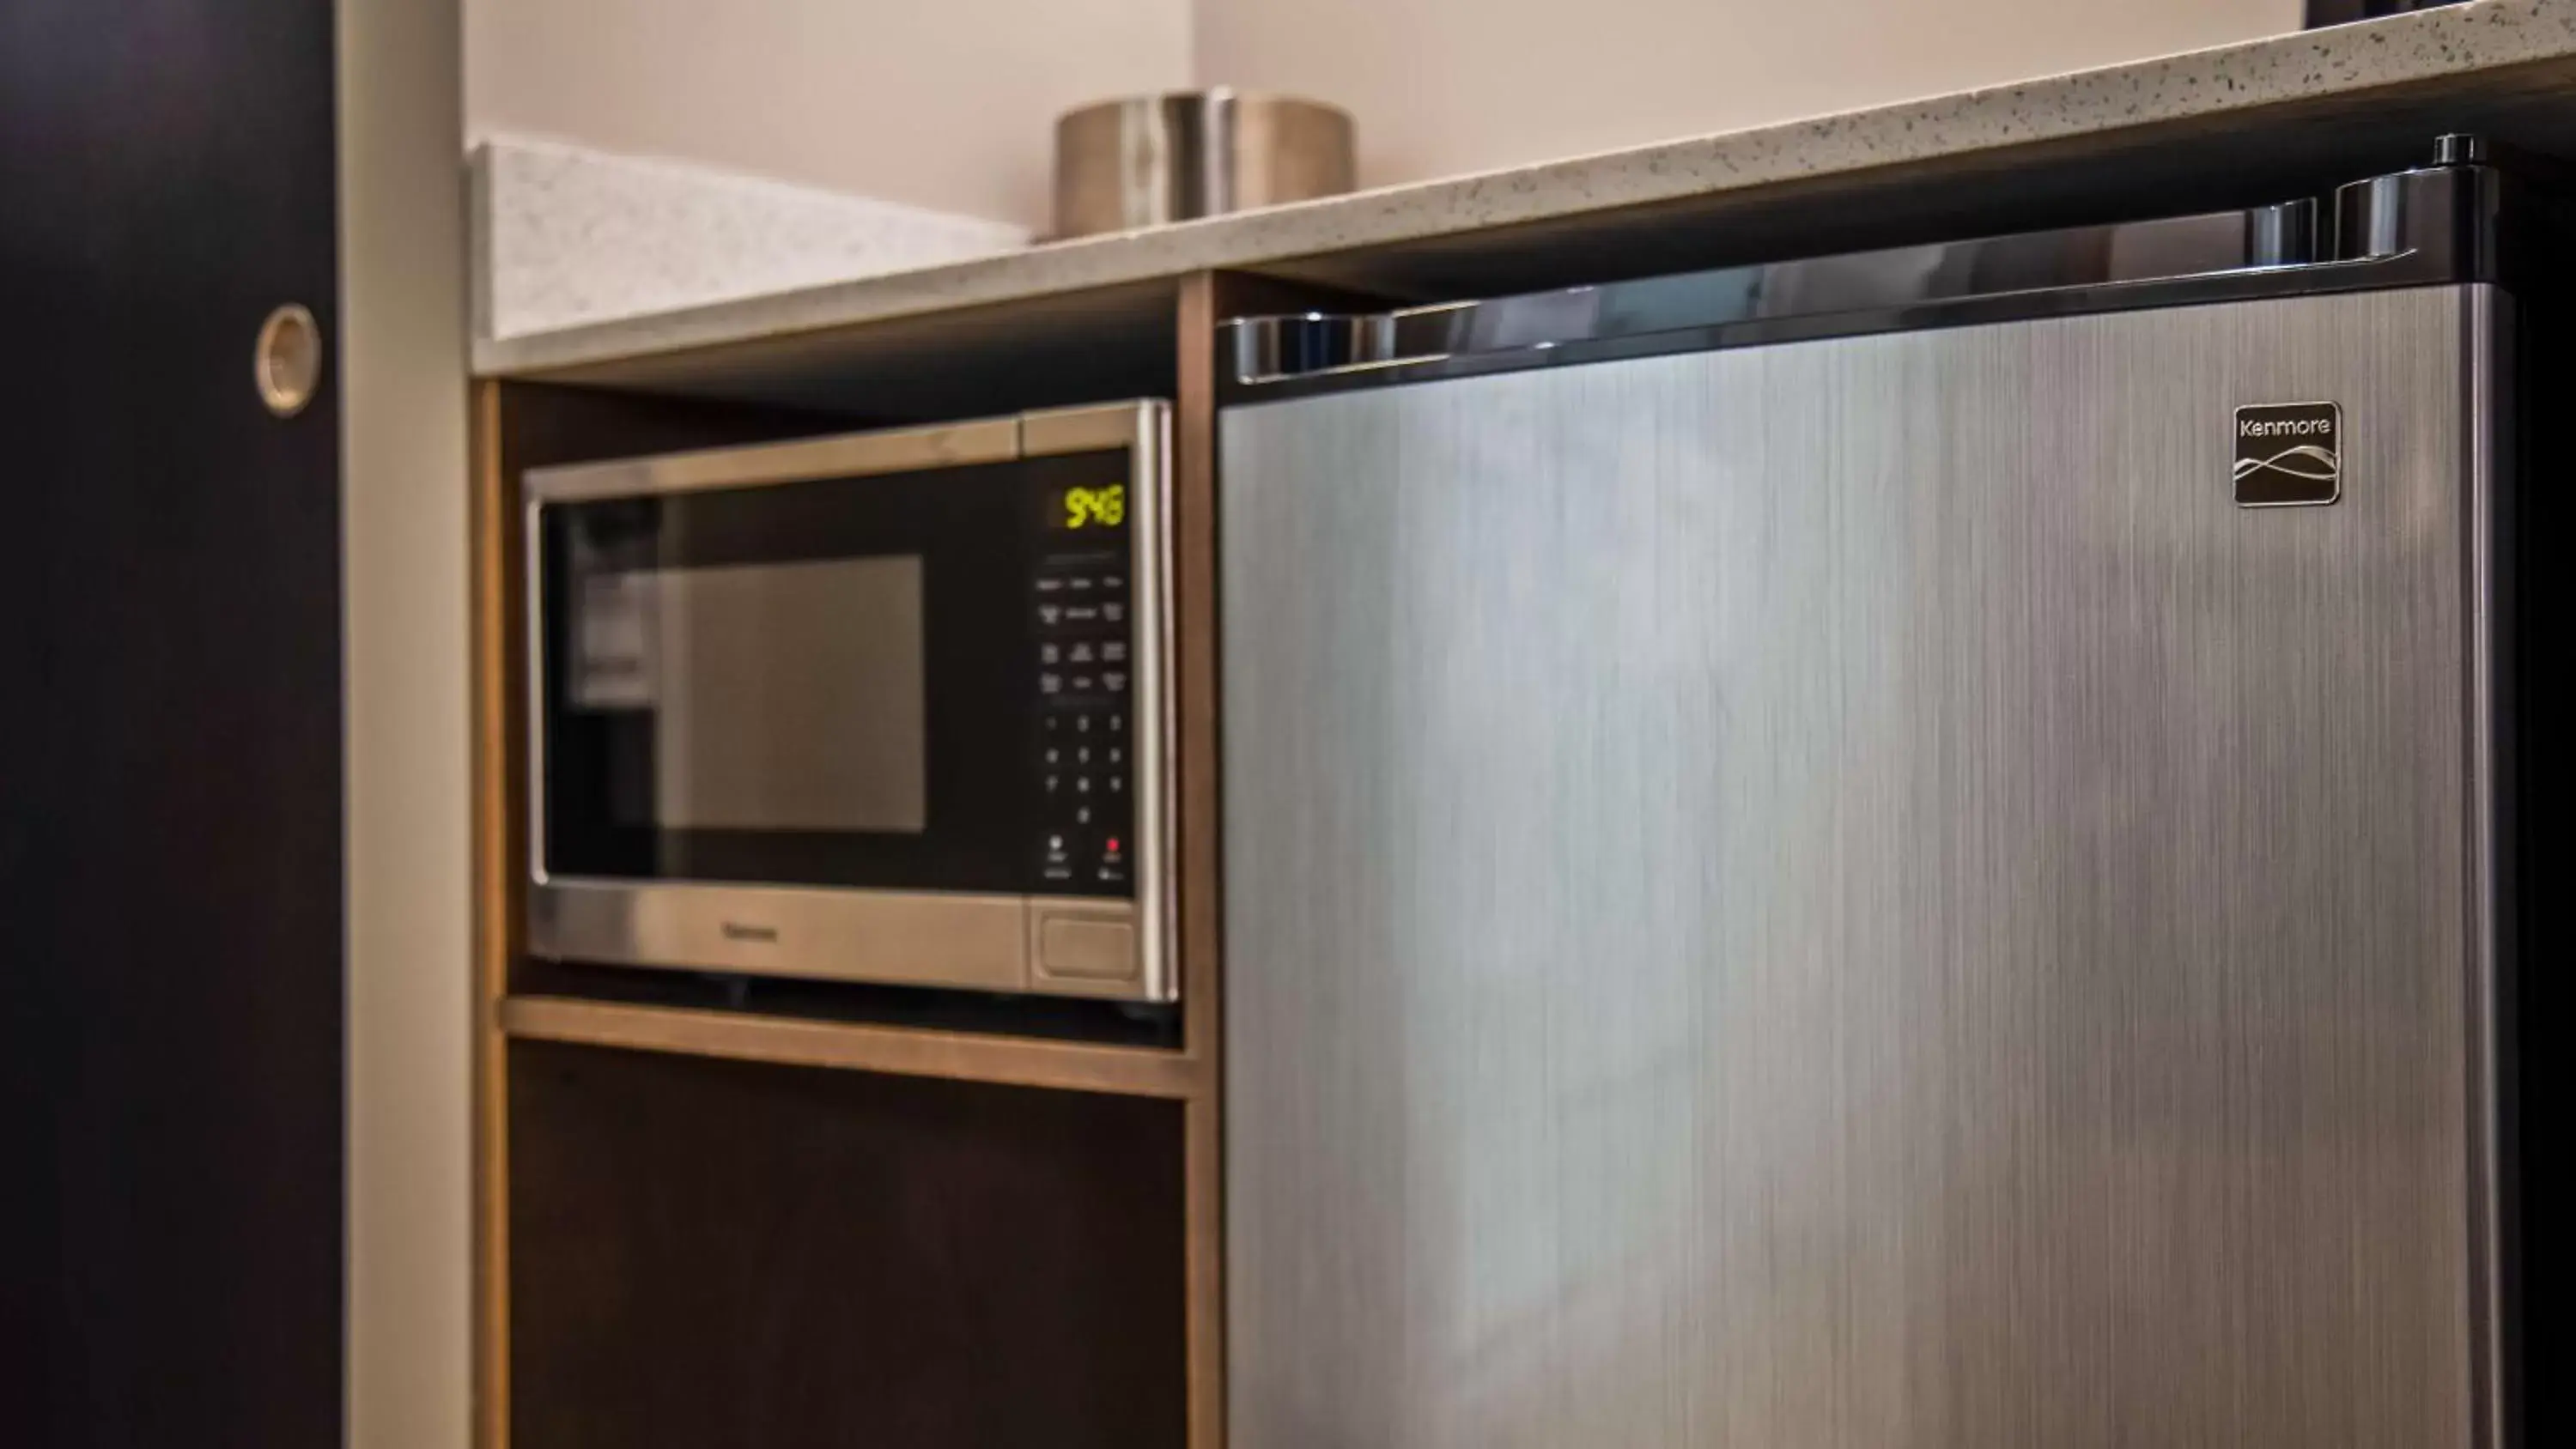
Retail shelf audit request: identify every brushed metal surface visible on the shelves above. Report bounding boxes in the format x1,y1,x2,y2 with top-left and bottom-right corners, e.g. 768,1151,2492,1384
1218,163,2501,397
1053,89,1356,239
1032,902,1143,987
2463,286,2512,1449
252,301,325,417
529,879,1030,991
1022,399,1152,457
531,879,1153,1000
524,415,1020,503
1221,288,2498,1448
1121,399,1183,1005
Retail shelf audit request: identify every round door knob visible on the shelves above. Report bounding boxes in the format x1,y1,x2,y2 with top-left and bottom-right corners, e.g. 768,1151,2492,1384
254,303,324,418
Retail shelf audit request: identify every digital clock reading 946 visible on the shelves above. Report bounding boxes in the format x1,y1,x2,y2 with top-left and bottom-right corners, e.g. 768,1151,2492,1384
1054,482,1127,530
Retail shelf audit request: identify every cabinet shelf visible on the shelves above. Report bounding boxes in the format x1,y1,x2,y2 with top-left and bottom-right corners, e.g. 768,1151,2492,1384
499,994,1208,1100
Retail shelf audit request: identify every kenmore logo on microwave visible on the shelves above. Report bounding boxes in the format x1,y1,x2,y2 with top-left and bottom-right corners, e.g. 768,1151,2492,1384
2233,402,2342,507
720,921,781,944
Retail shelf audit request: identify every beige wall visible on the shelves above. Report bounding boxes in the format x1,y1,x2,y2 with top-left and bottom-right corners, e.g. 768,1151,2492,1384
1196,0,2304,190
343,0,471,1443
467,0,1192,229
470,0,2307,227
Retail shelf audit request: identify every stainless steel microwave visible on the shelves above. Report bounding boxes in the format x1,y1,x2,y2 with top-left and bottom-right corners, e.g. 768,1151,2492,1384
522,400,1176,1002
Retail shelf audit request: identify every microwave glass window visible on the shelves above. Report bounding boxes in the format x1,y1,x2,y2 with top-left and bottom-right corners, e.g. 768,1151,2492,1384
541,446,1136,897
571,555,929,835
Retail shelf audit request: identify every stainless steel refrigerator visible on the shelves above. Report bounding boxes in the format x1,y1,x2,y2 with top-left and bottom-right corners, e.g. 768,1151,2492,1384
1218,146,2547,1448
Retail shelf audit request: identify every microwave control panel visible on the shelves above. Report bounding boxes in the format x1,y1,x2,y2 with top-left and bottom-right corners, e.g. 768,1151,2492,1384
1031,549,1134,893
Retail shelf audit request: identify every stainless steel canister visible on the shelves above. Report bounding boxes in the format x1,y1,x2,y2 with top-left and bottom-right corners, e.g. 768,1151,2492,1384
1053,90,1356,239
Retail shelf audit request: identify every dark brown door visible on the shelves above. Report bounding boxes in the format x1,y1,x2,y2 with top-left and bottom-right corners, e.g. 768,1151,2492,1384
0,0,343,1443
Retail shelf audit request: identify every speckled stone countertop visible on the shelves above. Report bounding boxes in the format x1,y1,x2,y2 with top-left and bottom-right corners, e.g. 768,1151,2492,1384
476,0,2576,380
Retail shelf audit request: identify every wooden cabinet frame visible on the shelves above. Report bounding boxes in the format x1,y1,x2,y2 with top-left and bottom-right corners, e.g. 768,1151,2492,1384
467,272,1328,1446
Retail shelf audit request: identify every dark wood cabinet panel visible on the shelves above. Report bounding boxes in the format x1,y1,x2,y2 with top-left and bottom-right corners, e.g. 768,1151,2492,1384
507,1040,1188,1449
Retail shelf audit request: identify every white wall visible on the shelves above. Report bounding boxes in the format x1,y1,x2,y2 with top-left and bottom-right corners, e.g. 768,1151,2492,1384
467,0,1192,230
1197,0,2306,190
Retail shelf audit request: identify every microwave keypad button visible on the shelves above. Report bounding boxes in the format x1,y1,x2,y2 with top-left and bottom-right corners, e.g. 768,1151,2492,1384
1069,641,1095,664
1102,640,1127,664
1104,671,1128,694
1103,602,1126,623
1040,823,1117,884
1040,642,1060,665
1062,603,1102,625
1036,912,1138,982
1035,576,1066,594
1040,673,1064,694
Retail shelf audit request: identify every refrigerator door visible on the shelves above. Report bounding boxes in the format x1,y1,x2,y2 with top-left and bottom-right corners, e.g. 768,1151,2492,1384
1221,287,2506,1449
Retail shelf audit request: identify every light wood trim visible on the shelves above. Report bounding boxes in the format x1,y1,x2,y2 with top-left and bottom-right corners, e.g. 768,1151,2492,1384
500,996,1206,1100
469,379,514,1449
1176,270,1229,1449
474,363,1255,1446
1182,1092,1226,1446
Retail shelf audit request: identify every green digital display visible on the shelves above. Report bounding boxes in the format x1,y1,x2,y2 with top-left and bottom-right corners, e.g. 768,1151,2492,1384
1055,482,1127,530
